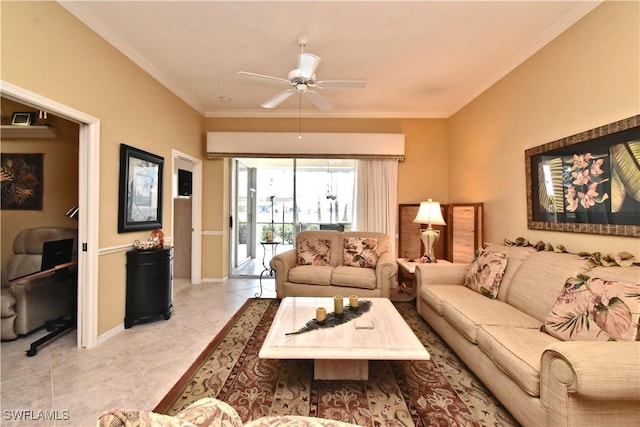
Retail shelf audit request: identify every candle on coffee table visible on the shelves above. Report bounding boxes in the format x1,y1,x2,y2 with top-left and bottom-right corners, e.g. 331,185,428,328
316,307,326,323
349,295,359,309
334,295,344,315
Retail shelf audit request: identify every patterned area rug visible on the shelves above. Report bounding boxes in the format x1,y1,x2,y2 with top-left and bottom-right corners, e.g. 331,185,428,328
155,298,518,426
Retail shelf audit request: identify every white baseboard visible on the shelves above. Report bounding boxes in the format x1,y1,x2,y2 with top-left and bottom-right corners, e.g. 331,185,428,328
97,323,124,345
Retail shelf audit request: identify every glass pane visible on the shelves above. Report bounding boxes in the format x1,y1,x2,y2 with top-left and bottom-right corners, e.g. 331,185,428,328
256,161,294,246
236,162,249,262
296,159,355,232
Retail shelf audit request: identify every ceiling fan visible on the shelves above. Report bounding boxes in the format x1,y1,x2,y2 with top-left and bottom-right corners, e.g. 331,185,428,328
237,36,366,111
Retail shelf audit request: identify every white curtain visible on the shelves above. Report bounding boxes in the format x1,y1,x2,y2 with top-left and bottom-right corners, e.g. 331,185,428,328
354,159,398,256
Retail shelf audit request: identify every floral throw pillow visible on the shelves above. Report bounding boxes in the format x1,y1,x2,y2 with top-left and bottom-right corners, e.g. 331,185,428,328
543,275,640,341
463,249,508,298
297,239,332,266
343,237,379,268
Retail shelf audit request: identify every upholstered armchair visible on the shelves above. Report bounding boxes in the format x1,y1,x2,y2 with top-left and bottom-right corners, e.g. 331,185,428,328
98,397,361,427
1,227,77,341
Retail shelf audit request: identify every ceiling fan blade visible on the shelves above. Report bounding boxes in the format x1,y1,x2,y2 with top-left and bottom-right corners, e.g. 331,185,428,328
315,80,367,89
305,90,333,111
261,89,296,109
237,71,290,86
298,53,321,79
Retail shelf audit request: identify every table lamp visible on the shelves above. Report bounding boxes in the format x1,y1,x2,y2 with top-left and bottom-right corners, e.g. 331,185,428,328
413,199,446,262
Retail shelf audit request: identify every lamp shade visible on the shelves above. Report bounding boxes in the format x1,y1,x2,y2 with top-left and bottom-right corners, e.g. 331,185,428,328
413,199,446,227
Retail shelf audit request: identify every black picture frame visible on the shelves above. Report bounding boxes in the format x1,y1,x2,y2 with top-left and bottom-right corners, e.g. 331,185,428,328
525,115,640,237
118,144,164,233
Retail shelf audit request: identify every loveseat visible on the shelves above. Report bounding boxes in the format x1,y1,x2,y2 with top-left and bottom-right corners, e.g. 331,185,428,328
415,241,640,427
270,230,396,299
97,397,360,426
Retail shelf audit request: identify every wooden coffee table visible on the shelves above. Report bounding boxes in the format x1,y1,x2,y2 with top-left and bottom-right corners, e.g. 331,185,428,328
259,297,430,380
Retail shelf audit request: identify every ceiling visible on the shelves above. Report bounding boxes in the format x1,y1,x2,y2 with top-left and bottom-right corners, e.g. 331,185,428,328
59,1,600,119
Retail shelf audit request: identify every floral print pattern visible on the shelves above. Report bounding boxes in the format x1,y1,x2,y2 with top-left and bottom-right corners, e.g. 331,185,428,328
98,397,244,427
564,152,609,212
297,239,332,265
463,249,508,299
544,275,640,341
343,237,379,268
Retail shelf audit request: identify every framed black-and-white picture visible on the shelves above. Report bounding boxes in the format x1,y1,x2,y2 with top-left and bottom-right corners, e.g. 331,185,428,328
118,144,163,232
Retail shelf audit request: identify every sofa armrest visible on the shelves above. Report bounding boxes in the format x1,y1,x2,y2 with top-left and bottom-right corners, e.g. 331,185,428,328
97,398,243,427
375,251,396,298
270,248,297,298
414,262,468,287
174,398,243,426
541,341,640,424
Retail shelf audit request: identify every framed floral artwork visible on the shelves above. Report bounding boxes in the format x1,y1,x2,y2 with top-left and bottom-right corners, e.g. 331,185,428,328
1,153,43,210
526,115,640,237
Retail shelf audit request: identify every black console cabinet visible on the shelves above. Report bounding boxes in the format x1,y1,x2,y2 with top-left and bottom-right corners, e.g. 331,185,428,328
125,247,173,328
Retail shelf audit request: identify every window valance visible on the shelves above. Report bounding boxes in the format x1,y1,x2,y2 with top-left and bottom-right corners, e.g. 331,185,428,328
206,132,405,161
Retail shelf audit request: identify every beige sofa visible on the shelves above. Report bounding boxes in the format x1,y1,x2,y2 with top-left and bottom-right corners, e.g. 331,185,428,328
270,230,396,299
98,397,360,426
415,242,640,427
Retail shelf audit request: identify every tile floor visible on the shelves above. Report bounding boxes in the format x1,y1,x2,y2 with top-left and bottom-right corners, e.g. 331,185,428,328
0,277,277,426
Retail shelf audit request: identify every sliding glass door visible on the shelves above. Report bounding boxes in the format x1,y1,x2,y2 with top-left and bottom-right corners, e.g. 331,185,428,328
230,158,355,277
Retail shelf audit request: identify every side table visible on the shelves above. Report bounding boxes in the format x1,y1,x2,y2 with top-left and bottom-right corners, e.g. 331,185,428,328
257,241,280,297
394,258,451,301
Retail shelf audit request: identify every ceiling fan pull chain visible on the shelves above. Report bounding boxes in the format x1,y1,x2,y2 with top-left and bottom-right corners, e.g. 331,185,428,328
298,94,303,140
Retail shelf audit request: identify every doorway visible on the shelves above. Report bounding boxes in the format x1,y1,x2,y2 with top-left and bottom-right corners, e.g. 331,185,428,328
230,159,258,276
171,150,202,284
1,80,100,349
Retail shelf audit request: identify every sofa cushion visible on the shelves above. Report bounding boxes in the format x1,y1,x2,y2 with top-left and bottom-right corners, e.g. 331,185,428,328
505,251,591,322
343,237,379,268
419,285,473,316
463,249,508,298
342,231,390,254
477,326,559,397
440,289,542,344
484,244,537,301
543,274,640,342
331,266,377,290
297,239,332,266
288,265,333,286
589,265,640,283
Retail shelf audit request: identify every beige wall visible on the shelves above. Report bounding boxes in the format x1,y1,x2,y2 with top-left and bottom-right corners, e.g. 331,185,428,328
1,100,80,285
202,158,229,279
1,2,205,334
448,1,640,255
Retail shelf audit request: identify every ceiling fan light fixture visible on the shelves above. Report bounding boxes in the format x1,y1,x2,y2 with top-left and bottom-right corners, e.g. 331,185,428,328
237,37,366,111
298,53,321,79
